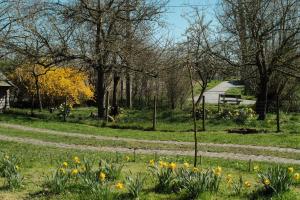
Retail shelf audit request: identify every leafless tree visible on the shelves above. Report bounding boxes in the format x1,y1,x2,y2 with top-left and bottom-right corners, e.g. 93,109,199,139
218,0,300,120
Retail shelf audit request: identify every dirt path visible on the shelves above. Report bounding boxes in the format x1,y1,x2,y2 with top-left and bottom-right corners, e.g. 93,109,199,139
0,134,299,165
0,123,299,154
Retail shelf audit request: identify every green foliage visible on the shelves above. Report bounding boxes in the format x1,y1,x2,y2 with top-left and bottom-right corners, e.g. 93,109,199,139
98,159,123,181
148,162,176,193
0,154,22,189
177,169,222,199
231,176,244,195
125,172,146,199
215,107,256,124
45,167,69,194
257,166,294,195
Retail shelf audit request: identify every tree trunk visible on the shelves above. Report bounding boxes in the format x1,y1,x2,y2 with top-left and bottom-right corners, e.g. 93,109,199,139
34,76,43,112
97,68,106,118
256,77,268,120
120,77,124,106
31,94,35,116
126,72,132,108
112,73,120,116
195,86,206,107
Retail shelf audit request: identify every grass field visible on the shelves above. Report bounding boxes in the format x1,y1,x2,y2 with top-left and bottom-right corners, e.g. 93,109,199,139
0,141,299,200
0,107,299,199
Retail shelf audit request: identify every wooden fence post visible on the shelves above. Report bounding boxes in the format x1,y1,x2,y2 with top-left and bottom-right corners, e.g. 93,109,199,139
152,95,157,130
276,94,281,132
202,95,206,131
105,91,109,124
63,96,67,122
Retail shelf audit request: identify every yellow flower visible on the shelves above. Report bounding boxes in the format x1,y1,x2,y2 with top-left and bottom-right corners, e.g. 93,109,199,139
263,179,270,186
62,162,68,168
71,169,79,176
125,156,130,162
288,167,294,174
59,168,66,174
99,172,106,181
253,165,260,172
294,173,300,181
115,182,124,190
213,166,222,176
4,155,9,160
226,174,233,183
192,167,199,173
244,181,251,188
169,162,176,170
149,159,155,166
159,161,168,168
73,156,80,164
15,165,19,170
183,162,190,169
79,165,86,172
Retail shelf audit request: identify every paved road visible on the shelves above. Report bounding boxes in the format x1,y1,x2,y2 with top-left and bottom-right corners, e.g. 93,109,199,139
197,81,256,105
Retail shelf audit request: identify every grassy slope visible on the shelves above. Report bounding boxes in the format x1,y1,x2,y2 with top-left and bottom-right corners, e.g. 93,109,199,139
0,127,299,160
0,141,299,200
0,110,299,149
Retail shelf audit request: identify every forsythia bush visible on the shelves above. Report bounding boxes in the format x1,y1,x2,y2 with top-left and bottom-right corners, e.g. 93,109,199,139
10,64,94,105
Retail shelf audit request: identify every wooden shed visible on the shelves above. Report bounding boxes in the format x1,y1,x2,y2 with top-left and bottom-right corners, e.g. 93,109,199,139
0,72,13,111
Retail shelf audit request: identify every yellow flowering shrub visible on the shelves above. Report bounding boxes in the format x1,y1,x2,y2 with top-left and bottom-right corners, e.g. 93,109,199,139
10,65,94,105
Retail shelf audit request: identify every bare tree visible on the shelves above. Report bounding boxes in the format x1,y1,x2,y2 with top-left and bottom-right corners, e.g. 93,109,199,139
218,0,300,120
185,11,224,107
54,0,166,118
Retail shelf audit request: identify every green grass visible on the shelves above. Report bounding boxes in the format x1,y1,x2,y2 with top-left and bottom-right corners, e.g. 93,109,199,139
0,106,299,199
0,108,299,149
0,126,299,160
0,140,299,200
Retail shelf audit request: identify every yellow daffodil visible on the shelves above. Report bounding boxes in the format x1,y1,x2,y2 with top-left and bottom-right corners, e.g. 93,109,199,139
263,179,270,186
71,169,79,176
213,166,222,176
193,167,199,173
253,165,260,172
215,166,222,173
73,156,80,164
59,168,66,174
115,182,124,189
159,161,168,168
79,165,86,172
149,159,155,166
244,181,251,188
288,167,294,174
294,173,300,181
183,162,190,169
99,172,106,181
226,174,233,183
159,161,163,167
169,162,176,171
125,156,130,162
62,162,68,168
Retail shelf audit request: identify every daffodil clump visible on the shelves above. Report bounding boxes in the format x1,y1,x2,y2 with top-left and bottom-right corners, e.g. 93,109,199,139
257,165,299,196
0,154,22,189
216,107,256,124
46,156,125,198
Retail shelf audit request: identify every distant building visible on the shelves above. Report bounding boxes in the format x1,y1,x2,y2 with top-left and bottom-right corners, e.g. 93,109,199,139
0,72,14,111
